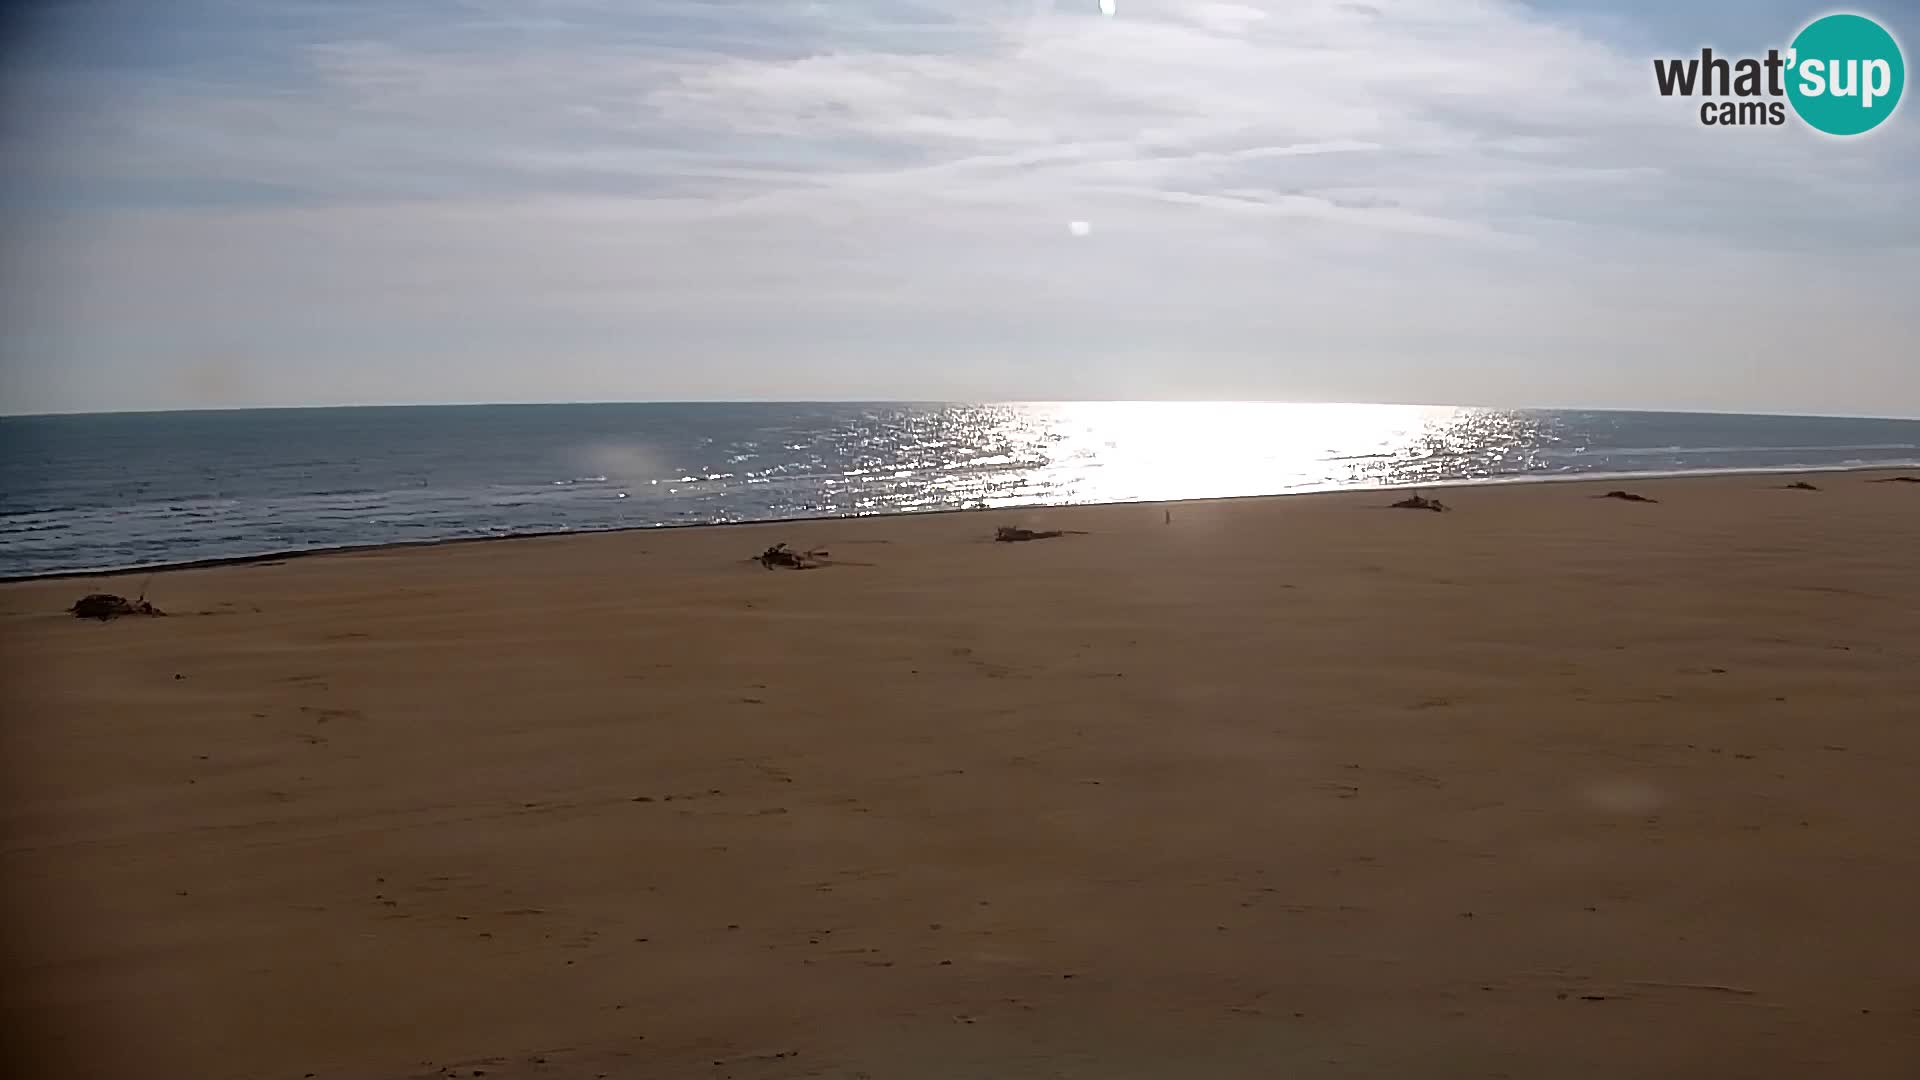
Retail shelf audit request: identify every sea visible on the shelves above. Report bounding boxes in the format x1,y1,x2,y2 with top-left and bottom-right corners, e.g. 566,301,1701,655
3,402,1918,579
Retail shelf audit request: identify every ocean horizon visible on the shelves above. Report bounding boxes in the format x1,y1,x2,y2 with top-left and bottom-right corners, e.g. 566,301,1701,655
11,400,1920,422
5,401,1919,579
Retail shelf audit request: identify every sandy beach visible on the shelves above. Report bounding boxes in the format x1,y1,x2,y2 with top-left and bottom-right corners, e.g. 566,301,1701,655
4,471,1919,1079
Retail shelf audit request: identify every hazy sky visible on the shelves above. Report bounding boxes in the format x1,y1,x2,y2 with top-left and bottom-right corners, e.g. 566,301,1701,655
2,0,1916,416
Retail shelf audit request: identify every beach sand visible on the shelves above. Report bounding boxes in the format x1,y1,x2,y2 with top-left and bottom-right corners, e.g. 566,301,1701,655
4,472,1919,1079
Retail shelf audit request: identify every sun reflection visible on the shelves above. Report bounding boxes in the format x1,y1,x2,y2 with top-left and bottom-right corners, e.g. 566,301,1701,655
668,402,1546,521
1007,402,1494,505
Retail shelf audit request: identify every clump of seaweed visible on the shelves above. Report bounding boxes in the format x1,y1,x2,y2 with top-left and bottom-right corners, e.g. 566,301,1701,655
70,580,166,620
757,543,828,570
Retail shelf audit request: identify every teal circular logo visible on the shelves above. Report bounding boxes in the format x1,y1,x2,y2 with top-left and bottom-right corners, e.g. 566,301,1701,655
1787,14,1904,135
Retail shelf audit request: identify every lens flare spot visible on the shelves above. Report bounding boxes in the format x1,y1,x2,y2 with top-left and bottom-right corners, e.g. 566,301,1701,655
1579,779,1664,815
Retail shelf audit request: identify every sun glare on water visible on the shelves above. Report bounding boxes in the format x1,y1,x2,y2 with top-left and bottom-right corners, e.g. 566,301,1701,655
998,402,1503,506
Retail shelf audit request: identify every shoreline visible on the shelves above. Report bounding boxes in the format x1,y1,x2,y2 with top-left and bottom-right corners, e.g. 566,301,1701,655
7,460,1916,586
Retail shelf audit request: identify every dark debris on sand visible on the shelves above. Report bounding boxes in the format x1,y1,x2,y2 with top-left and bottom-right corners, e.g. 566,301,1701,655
995,526,1090,542
1782,481,1821,491
1389,493,1449,513
757,543,829,570
995,526,1064,542
69,593,166,620
1598,490,1659,503
1870,476,1920,484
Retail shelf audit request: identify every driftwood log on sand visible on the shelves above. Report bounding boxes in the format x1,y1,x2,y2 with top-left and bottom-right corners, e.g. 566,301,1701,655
1781,481,1821,491
1598,490,1659,503
1389,493,1449,513
1870,476,1920,484
994,526,1089,543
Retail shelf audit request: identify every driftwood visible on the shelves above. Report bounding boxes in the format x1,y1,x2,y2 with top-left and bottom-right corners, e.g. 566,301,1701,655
1781,481,1820,491
1389,493,1448,513
995,526,1084,543
69,593,166,620
757,543,828,570
1870,476,1920,484
1598,490,1658,503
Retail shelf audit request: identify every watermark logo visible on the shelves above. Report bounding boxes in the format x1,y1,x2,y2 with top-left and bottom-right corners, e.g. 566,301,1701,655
1653,12,1904,134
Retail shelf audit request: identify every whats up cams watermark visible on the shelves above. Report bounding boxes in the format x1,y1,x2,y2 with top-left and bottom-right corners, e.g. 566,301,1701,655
1653,12,1904,134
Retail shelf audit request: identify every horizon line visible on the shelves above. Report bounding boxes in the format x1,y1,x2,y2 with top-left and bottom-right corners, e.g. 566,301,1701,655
5,399,1920,424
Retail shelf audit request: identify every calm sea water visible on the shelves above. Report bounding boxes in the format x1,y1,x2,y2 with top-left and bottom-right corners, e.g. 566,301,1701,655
3,402,1917,578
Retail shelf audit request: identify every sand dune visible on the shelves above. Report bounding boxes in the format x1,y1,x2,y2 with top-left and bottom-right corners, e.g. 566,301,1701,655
4,472,1920,1079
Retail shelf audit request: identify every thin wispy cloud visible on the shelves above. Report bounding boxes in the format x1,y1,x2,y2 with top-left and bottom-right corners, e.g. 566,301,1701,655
1,0,1915,413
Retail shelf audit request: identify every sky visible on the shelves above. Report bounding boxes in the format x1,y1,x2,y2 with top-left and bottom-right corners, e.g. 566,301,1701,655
1,0,1916,416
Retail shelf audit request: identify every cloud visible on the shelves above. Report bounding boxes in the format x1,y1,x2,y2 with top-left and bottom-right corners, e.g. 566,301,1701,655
1,0,1917,414
18,0,1907,237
